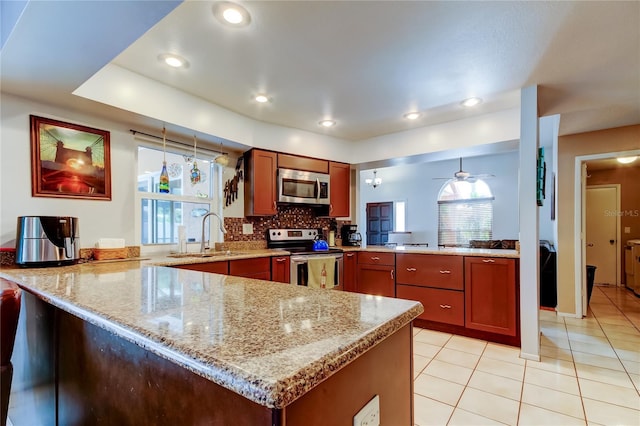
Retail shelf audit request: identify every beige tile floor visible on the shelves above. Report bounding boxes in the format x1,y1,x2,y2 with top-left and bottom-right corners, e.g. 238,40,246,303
413,285,640,425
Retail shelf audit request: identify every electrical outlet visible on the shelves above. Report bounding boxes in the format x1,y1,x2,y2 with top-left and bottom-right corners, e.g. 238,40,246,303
242,223,254,235
353,395,380,426
625,227,631,234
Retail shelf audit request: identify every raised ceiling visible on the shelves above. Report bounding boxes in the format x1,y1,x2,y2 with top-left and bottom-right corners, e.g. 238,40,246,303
1,1,639,145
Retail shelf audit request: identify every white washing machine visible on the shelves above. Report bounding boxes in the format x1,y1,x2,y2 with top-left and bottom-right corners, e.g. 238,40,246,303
628,239,640,297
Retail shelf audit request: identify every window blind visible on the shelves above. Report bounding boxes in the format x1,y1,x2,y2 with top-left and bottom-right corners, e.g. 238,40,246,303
438,198,493,246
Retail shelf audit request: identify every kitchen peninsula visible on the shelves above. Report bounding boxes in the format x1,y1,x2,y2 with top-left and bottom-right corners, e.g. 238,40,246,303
1,255,423,425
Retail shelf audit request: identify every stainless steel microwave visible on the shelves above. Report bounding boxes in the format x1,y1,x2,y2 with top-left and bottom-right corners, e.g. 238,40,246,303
278,168,330,205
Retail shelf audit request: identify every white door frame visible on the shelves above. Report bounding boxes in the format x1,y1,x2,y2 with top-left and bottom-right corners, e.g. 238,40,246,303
585,184,621,286
574,149,640,317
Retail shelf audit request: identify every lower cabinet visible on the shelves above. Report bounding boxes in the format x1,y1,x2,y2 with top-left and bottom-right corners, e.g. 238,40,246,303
271,256,291,283
229,257,271,280
342,252,357,292
356,252,395,297
464,257,518,336
396,285,464,326
173,261,229,274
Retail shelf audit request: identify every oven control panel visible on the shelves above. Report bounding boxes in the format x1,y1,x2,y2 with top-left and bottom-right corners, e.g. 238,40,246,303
268,228,319,242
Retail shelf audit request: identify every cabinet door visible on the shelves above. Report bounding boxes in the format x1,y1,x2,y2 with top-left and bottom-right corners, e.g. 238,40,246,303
271,256,291,284
329,162,350,218
173,261,229,274
464,257,517,336
396,285,464,326
244,149,277,216
396,254,463,290
356,264,395,297
229,257,271,280
343,252,358,292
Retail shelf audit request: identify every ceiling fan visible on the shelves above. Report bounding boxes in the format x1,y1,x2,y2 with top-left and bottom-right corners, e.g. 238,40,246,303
433,158,495,182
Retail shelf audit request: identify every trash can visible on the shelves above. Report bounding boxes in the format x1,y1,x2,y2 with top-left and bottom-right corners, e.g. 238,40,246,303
586,265,597,306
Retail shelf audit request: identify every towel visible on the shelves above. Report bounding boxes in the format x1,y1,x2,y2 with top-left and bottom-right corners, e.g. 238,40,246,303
307,256,336,289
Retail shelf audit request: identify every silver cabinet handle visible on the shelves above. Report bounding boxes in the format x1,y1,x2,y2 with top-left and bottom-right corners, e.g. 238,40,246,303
439,304,452,309
439,270,451,274
371,256,380,261
275,258,286,263
406,267,417,272
482,259,495,263
346,253,355,257
391,269,394,280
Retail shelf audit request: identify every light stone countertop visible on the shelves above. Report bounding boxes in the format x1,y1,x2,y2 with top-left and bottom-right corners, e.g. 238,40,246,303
0,258,423,409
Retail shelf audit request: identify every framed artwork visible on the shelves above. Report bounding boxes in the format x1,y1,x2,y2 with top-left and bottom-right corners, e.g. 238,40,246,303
30,115,111,200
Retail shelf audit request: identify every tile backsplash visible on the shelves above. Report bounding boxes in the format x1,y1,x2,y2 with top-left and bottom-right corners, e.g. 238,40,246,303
224,205,350,243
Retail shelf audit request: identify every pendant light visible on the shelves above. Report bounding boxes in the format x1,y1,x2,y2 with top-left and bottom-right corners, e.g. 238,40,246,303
214,140,230,166
190,134,201,185
158,126,170,193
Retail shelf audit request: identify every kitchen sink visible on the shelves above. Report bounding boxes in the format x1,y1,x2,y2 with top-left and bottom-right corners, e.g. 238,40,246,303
167,251,247,258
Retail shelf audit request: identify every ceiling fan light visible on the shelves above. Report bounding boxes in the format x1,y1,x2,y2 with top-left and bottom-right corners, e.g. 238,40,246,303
616,156,637,164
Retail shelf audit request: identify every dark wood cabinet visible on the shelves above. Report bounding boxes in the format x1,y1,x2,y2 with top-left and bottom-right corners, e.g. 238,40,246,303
244,149,277,216
396,253,464,326
464,257,518,337
230,257,271,280
342,252,357,292
356,252,395,297
271,256,291,283
173,261,229,274
328,162,350,218
277,153,328,173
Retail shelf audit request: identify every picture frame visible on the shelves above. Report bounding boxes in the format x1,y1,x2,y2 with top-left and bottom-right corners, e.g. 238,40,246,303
30,115,111,200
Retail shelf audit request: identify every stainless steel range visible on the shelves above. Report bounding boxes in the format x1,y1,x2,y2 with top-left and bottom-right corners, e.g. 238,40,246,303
267,228,343,287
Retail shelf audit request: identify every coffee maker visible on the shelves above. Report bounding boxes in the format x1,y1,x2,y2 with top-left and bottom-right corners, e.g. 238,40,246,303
16,216,80,267
341,224,362,247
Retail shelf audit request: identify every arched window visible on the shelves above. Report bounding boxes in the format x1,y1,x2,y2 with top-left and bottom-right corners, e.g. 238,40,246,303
437,179,494,247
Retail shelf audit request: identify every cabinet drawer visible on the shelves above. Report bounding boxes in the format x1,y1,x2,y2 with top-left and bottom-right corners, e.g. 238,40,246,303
396,285,464,326
396,254,463,290
358,251,395,266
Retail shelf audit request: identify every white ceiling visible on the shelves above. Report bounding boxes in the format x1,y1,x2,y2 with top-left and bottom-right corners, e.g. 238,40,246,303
1,1,639,149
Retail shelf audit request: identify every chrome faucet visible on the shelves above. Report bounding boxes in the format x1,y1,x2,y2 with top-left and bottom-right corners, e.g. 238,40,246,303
200,212,227,253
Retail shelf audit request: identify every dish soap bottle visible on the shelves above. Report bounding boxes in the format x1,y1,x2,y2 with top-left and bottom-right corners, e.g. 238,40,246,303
159,161,170,193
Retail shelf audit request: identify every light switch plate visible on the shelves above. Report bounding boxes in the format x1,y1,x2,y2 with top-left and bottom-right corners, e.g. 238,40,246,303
353,395,379,426
242,223,254,235
625,227,631,234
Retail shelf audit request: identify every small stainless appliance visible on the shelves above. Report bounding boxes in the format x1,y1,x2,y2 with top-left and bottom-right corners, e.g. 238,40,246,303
277,168,330,206
16,216,80,267
267,228,343,287
341,224,361,247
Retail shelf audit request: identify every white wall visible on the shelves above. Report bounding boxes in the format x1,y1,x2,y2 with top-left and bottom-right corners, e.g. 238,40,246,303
0,94,137,248
357,152,520,247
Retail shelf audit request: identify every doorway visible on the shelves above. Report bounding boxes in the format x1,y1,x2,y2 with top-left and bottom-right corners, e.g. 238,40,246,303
366,202,393,246
586,185,620,285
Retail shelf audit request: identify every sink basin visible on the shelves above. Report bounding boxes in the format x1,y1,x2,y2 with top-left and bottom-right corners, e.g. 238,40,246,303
167,251,247,258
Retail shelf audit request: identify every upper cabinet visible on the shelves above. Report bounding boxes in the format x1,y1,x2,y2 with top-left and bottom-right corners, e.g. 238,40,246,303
277,153,329,173
329,162,350,218
244,149,277,216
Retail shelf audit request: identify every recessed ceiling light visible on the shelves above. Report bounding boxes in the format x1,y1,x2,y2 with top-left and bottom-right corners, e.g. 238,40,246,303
461,97,482,107
255,94,269,103
404,111,421,120
617,156,637,164
213,2,251,27
158,53,189,68
319,119,336,128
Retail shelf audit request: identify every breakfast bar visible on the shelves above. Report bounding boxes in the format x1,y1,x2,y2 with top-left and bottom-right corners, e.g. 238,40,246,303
1,259,423,425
